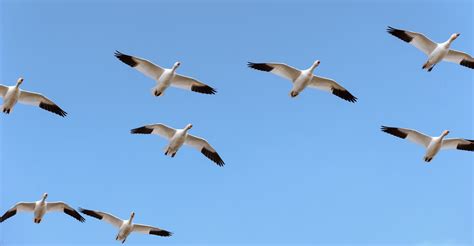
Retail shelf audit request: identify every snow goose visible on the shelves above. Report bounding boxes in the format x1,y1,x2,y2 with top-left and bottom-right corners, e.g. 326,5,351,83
381,126,474,162
79,209,172,243
114,51,217,97
387,26,473,71
247,61,357,102
0,78,67,116
0,193,84,223
131,123,225,166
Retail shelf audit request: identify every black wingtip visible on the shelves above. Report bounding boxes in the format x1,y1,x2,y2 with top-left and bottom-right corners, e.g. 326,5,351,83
247,62,273,72
131,126,153,134
191,84,217,95
201,148,225,167
64,208,86,223
39,102,67,117
150,229,173,237
381,125,408,139
332,88,358,103
114,50,138,67
460,59,474,69
79,208,103,220
386,26,413,43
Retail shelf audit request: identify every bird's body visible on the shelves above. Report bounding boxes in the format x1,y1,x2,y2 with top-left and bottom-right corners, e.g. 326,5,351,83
131,123,225,166
114,51,217,97
381,126,474,162
0,78,67,116
387,26,473,71
0,193,85,224
247,60,357,102
80,209,172,244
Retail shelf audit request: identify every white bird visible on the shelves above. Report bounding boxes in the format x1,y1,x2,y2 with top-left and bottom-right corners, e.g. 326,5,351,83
247,61,357,102
0,78,67,116
114,51,217,97
131,123,225,166
80,208,172,244
387,26,474,71
381,126,474,162
0,193,84,223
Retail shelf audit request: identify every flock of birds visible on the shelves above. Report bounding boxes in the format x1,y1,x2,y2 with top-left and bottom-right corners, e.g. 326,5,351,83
1,26,474,243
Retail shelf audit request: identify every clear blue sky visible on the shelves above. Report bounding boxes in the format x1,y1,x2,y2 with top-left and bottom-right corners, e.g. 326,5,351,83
0,0,473,245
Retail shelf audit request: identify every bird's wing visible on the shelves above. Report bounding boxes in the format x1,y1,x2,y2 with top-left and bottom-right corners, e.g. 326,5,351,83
387,26,437,55
171,74,217,94
381,126,432,147
46,202,85,222
132,223,173,237
185,134,225,166
18,90,67,117
441,138,474,151
79,208,123,228
444,50,474,69
247,62,301,81
308,76,358,103
0,202,35,222
0,85,8,98
130,123,176,139
114,51,165,80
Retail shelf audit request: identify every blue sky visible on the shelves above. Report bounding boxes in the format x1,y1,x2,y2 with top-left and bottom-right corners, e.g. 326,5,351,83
0,0,472,245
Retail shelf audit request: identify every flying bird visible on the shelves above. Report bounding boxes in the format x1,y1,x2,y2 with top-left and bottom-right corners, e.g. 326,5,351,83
114,51,217,97
247,61,357,103
387,26,474,71
0,78,67,116
131,123,225,166
0,193,84,223
80,208,172,244
381,126,474,162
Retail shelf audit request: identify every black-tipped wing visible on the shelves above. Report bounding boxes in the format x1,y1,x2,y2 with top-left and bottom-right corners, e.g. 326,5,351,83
171,74,217,95
79,208,123,228
381,126,432,147
18,90,67,117
0,202,35,222
185,135,225,166
114,51,165,80
131,123,176,139
248,62,301,82
387,26,437,55
309,76,357,103
442,139,474,151
133,224,173,237
444,50,474,69
46,202,85,222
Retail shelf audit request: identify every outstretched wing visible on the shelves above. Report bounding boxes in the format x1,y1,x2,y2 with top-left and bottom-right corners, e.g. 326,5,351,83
309,76,357,103
79,208,123,228
114,51,165,80
185,134,225,166
248,62,301,82
381,126,432,147
171,74,217,95
133,223,173,237
387,26,437,55
0,202,35,223
18,90,67,117
47,202,85,222
441,139,474,151
130,123,177,139
444,50,474,69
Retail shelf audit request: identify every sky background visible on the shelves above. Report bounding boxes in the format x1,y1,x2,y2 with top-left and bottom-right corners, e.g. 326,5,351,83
0,0,473,245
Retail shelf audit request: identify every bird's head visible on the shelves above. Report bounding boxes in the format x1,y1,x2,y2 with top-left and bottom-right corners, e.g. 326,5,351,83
17,77,24,85
42,193,48,201
314,60,321,67
451,33,460,41
185,124,193,130
173,62,181,69
442,130,450,136
130,212,135,221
